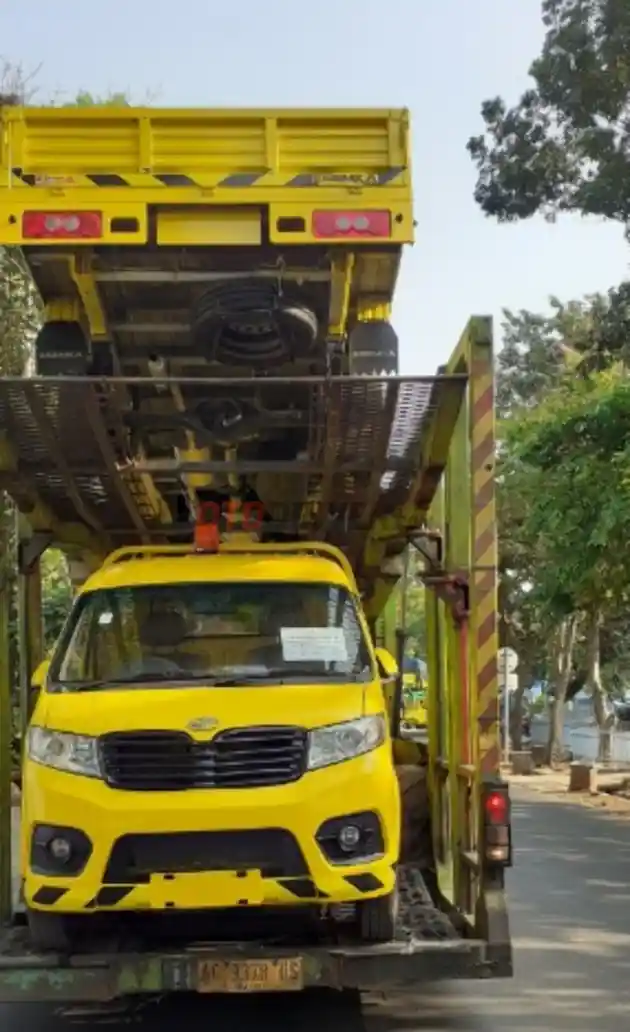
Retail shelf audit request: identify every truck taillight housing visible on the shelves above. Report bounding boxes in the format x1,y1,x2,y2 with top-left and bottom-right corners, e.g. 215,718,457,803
312,210,391,239
22,211,103,239
481,783,512,867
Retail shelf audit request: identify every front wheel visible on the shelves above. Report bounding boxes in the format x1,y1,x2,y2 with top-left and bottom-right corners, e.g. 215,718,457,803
356,888,399,943
26,908,77,952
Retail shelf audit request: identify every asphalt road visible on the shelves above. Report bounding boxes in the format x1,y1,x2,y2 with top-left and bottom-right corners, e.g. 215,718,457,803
4,785,630,1031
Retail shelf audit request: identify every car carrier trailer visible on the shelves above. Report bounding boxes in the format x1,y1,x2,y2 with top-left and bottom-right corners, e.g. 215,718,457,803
0,316,512,1002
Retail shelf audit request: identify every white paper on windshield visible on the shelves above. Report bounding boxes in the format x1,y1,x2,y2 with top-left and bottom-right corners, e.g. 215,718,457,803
280,627,348,663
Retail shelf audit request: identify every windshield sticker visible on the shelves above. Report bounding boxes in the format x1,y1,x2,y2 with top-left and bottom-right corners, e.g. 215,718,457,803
280,627,349,663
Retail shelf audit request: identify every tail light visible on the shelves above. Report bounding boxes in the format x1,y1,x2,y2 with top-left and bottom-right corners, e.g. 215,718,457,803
482,783,512,867
194,519,220,554
312,210,391,239
22,211,103,239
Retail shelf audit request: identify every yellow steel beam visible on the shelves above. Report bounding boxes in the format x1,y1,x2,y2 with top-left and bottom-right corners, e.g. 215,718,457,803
327,252,354,340
70,253,108,339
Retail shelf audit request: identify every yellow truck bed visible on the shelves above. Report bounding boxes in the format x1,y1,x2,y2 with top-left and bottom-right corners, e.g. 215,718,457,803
1,106,411,196
0,105,413,379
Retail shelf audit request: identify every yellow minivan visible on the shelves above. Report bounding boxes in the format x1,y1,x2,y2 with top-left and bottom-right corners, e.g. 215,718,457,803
22,541,401,951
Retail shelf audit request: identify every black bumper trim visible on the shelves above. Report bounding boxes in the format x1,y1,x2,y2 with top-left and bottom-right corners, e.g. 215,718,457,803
86,886,135,909
276,877,329,899
32,886,68,906
344,873,384,892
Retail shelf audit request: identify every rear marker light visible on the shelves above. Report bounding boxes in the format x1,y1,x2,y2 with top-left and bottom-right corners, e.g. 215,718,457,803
484,790,509,825
483,787,512,866
312,210,391,238
22,211,103,239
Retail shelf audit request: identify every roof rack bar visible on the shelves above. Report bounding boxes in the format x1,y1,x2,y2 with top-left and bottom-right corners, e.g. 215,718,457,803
126,456,419,476
0,373,467,387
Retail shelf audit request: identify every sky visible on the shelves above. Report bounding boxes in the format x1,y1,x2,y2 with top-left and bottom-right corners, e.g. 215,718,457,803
2,0,629,374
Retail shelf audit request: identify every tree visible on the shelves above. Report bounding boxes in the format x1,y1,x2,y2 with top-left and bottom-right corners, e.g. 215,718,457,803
0,63,130,686
41,551,73,648
505,367,630,758
468,1,630,227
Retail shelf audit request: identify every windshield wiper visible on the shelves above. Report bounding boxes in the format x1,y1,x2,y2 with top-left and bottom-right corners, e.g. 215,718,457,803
209,667,367,685
53,668,367,692
54,672,200,692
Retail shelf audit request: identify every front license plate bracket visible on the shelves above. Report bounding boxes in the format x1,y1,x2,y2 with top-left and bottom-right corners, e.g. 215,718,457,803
197,957,304,993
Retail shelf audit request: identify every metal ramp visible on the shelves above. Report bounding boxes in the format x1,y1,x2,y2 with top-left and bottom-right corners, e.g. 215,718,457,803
0,373,467,567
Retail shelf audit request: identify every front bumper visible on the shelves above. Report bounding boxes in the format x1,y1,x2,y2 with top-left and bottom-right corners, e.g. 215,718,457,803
22,744,400,914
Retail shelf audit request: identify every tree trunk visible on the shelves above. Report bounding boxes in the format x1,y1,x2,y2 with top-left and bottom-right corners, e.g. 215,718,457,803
509,658,532,752
546,616,578,767
584,609,611,762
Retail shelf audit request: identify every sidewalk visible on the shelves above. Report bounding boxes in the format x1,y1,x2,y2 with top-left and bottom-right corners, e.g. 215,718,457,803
505,761,630,815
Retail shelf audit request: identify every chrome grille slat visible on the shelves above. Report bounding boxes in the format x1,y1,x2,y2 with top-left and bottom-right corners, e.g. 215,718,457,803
100,726,307,790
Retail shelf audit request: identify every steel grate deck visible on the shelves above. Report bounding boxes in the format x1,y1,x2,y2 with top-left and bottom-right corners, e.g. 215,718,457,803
0,374,467,553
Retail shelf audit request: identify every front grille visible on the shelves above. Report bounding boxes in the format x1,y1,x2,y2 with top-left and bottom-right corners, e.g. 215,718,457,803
99,726,307,791
103,829,309,882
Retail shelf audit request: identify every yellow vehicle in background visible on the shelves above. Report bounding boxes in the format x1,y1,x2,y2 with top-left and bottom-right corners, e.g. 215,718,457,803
401,657,428,730
23,539,400,952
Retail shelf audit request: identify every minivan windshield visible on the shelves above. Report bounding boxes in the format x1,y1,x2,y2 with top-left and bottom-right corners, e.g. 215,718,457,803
50,581,373,690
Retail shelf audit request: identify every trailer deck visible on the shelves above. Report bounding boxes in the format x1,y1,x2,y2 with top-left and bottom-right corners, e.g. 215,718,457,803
0,864,496,1002
0,371,466,589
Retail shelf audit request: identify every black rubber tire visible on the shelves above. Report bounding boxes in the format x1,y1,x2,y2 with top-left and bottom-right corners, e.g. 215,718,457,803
26,908,77,952
398,764,433,869
89,340,115,376
193,280,318,367
35,320,91,376
356,888,399,943
348,320,399,376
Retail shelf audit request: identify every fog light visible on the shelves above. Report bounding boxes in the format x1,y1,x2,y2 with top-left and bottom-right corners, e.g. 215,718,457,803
49,837,72,863
338,825,361,852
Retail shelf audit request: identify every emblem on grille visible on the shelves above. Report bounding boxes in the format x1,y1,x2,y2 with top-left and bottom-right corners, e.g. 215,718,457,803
187,716,219,731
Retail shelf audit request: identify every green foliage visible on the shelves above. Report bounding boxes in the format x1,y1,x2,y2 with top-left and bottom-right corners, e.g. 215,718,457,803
468,1,630,225
404,581,426,658
41,551,72,648
505,368,630,617
73,91,130,107
496,293,630,703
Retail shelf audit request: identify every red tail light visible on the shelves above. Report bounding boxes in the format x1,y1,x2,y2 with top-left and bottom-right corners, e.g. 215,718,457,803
22,211,103,239
194,520,220,553
485,790,509,825
312,210,391,239
482,785,512,867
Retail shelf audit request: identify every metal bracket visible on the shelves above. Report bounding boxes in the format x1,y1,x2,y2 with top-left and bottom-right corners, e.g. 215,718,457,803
409,529,443,566
423,573,469,622
17,532,53,575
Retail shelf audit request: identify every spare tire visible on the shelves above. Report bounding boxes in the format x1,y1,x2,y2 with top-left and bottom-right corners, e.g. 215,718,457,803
192,280,318,367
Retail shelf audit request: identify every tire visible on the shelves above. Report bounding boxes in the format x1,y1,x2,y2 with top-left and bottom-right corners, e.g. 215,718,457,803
397,764,433,869
26,908,77,952
35,321,90,376
89,340,115,376
348,320,399,376
192,280,318,367
356,888,399,943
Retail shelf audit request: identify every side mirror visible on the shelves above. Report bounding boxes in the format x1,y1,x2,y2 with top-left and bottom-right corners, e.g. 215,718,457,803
374,647,398,682
30,658,50,713
31,659,51,690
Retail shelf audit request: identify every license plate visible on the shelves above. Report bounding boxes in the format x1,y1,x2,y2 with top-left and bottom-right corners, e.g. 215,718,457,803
198,957,304,993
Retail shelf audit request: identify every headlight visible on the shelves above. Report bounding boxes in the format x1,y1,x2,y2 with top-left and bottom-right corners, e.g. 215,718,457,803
307,715,386,770
27,727,102,779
